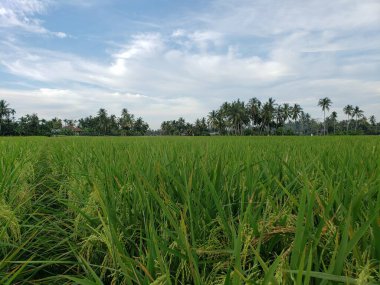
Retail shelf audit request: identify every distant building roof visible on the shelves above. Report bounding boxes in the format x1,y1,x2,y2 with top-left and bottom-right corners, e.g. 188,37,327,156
63,126,82,132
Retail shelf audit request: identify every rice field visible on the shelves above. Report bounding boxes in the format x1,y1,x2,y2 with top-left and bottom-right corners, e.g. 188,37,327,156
0,136,379,284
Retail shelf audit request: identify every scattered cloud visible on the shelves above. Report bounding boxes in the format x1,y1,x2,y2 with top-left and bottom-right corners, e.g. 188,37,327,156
0,87,208,127
0,0,67,37
0,0,379,127
201,0,380,36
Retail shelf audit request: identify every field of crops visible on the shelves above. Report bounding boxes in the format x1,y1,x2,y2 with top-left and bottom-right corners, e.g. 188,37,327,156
0,136,379,284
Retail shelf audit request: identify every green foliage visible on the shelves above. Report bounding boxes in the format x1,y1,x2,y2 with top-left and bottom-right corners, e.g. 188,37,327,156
0,136,379,284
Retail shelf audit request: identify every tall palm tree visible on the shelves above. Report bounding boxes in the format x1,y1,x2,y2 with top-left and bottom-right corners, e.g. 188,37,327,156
330,111,338,134
97,108,109,135
318,97,332,135
120,108,135,134
247,97,262,129
261,98,276,135
275,105,285,135
207,110,218,132
228,100,249,135
299,111,307,135
291,104,302,134
216,111,226,134
282,103,291,124
0,100,15,135
369,115,376,126
343,105,353,134
303,112,311,134
369,115,377,134
353,106,363,132
219,102,231,134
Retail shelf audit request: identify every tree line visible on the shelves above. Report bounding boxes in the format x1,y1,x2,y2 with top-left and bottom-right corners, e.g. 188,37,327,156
0,97,378,136
162,97,378,136
0,100,149,136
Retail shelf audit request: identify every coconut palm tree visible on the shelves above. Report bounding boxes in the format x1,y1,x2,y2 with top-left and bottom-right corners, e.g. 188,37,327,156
302,112,311,134
119,108,135,134
219,102,231,134
97,108,109,135
228,100,249,135
330,111,338,134
318,97,332,135
369,115,376,133
282,103,291,123
207,110,219,132
343,105,353,134
216,111,227,134
0,100,15,135
369,115,376,126
246,97,262,129
275,105,285,134
353,106,363,132
291,104,303,134
133,117,149,135
261,98,276,135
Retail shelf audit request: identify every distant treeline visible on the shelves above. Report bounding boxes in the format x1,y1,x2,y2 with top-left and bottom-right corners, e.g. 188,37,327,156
161,97,379,136
0,97,378,136
0,100,149,136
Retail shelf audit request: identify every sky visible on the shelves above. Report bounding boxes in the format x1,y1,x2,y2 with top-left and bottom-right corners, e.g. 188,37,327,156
0,0,379,129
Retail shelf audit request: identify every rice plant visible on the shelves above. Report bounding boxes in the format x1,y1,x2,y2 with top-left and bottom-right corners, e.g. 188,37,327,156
0,136,379,284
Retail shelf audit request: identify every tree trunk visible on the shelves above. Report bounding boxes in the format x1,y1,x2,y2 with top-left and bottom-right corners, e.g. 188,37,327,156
355,116,358,132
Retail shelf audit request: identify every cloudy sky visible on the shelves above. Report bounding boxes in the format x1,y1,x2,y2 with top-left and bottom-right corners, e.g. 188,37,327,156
0,0,379,128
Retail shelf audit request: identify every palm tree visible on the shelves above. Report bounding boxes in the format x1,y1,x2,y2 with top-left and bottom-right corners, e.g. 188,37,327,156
119,108,135,134
207,110,219,132
228,100,249,135
291,104,303,134
343,105,353,134
275,105,285,135
330,111,338,134
246,97,262,129
318,97,332,135
0,100,15,135
369,115,376,126
303,112,311,134
220,102,231,134
51,117,62,129
369,115,377,134
353,106,363,132
261,98,276,135
216,111,226,134
133,117,149,135
97,108,109,135
282,103,291,124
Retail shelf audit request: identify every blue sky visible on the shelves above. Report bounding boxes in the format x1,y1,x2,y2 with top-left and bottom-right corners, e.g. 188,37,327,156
0,0,379,128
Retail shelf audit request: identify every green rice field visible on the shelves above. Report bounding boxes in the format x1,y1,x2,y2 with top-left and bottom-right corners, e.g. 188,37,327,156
0,136,379,284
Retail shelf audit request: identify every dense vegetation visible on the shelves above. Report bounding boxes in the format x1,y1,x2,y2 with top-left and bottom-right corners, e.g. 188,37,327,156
0,100,149,136
161,98,378,136
1,136,379,284
1,98,378,136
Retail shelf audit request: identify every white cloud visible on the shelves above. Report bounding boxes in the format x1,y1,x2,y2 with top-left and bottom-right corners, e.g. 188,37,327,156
171,30,223,51
115,34,163,60
0,88,208,128
0,0,67,37
201,0,380,36
54,31,67,38
110,33,163,75
172,29,186,37
0,29,290,88
0,0,379,126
